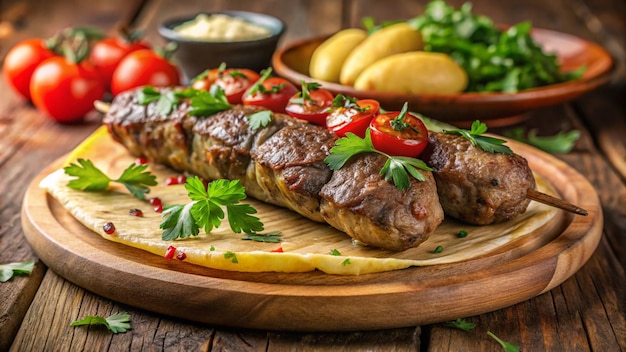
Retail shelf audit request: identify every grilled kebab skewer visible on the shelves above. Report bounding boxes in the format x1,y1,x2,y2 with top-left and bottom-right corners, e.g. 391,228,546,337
99,88,585,250
102,88,444,251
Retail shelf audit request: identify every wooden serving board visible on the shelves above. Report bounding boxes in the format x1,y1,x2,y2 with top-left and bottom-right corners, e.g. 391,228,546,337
21,140,602,331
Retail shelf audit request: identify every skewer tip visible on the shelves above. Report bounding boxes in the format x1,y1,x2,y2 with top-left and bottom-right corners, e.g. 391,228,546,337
526,188,588,216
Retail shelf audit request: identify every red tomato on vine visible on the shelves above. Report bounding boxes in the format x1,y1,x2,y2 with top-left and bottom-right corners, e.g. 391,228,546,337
89,33,151,91
30,56,104,123
3,38,56,100
110,48,181,95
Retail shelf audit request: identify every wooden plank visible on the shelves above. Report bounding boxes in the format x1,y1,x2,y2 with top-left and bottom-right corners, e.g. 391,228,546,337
0,0,149,350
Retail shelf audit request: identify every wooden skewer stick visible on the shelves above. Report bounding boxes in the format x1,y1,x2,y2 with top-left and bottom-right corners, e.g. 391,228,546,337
527,188,588,216
94,100,111,114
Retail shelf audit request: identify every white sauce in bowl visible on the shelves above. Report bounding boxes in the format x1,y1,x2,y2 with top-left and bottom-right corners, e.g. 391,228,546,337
173,14,272,41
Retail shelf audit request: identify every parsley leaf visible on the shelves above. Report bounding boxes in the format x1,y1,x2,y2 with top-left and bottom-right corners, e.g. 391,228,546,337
487,331,520,352
242,231,282,243
444,120,513,155
246,67,273,96
444,318,476,331
137,85,231,117
0,261,35,282
70,311,131,334
64,159,157,200
224,251,239,263
330,249,341,256
503,127,580,154
160,177,264,240
188,85,231,116
325,129,431,190
248,110,272,130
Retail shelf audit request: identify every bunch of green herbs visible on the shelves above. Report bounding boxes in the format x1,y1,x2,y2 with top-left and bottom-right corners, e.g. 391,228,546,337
402,0,585,92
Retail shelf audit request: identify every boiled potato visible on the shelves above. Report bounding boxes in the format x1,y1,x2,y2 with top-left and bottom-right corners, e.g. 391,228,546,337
339,23,423,86
309,28,367,82
353,51,468,94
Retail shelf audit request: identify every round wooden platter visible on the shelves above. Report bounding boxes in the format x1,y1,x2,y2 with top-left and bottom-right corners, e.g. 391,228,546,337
21,140,602,332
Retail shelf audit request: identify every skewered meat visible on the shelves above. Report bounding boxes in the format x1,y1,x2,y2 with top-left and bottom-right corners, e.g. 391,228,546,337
421,132,535,225
320,153,443,251
103,88,444,251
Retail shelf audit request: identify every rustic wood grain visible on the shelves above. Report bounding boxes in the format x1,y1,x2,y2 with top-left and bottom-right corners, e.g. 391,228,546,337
2,0,625,350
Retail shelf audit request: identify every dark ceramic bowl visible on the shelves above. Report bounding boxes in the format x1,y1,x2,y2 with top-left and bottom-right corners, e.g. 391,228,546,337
159,11,286,82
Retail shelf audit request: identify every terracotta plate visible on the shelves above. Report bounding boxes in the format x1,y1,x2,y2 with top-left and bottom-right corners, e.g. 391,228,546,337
272,28,614,126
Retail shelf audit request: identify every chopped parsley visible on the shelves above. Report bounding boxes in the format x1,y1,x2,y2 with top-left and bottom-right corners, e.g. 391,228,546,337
444,120,513,155
247,110,273,130
64,159,157,200
324,129,432,190
70,311,131,334
0,261,35,282
136,84,231,117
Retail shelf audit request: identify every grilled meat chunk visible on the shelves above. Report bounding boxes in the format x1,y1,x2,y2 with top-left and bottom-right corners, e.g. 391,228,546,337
104,88,442,251
319,153,444,251
422,132,535,225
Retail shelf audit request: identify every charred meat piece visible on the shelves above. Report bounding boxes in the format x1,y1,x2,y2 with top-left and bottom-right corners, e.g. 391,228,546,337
104,88,442,251
320,153,444,251
421,132,535,225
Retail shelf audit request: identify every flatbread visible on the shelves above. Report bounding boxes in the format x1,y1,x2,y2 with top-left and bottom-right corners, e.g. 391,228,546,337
40,127,560,275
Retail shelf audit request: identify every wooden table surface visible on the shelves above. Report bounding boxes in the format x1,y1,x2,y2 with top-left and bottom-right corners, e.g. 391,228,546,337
1,0,624,351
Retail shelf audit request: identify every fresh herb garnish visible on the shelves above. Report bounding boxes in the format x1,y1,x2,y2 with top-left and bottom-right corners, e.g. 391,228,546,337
444,318,476,331
433,245,444,253
487,331,520,352
457,230,468,238
64,159,157,200
407,0,585,92
330,249,341,256
70,311,131,334
247,110,273,130
242,231,282,243
330,94,368,112
503,127,580,154
160,176,263,241
0,261,35,282
137,85,231,117
188,85,231,116
444,120,513,155
289,80,322,105
342,258,351,265
224,251,239,263
324,129,432,189
246,67,284,95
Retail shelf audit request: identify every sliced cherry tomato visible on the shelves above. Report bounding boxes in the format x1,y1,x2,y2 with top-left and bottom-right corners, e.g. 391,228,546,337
110,49,181,95
369,103,429,157
3,38,56,100
89,37,151,91
285,81,334,126
30,56,104,123
242,69,298,113
326,96,380,138
192,65,260,104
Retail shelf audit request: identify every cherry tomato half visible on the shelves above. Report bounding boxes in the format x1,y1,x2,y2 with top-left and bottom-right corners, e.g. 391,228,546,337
242,76,298,113
3,38,56,100
89,37,151,91
285,83,334,126
193,67,260,104
369,106,429,157
30,56,105,123
326,98,380,138
110,49,180,95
